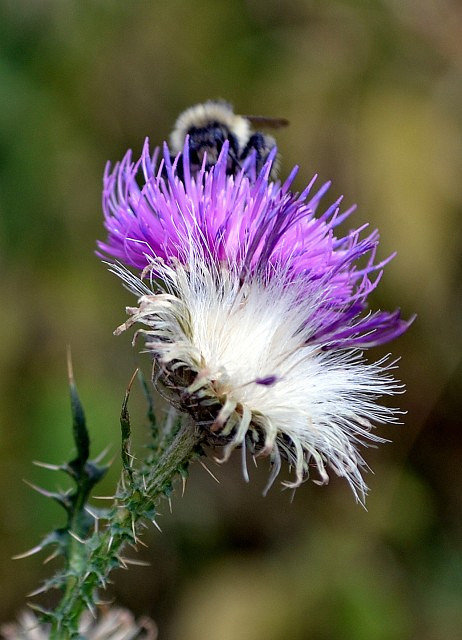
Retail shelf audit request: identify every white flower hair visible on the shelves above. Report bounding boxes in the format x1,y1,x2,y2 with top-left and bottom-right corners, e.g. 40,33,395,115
113,250,403,504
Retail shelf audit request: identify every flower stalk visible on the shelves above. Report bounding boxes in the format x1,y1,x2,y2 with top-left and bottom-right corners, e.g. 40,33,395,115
49,418,202,639
23,358,204,639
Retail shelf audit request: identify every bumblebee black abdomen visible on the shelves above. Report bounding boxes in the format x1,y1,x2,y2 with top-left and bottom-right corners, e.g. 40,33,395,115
187,122,241,174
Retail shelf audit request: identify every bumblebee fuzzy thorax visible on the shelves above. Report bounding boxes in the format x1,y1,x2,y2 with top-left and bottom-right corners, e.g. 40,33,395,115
170,100,251,155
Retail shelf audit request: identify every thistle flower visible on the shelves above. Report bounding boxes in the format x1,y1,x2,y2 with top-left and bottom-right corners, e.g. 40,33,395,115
1,608,157,639
98,138,413,502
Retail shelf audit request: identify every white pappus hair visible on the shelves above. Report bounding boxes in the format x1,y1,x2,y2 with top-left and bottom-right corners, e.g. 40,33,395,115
112,250,403,504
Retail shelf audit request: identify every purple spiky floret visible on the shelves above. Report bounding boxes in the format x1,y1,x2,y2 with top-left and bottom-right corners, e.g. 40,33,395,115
98,138,413,350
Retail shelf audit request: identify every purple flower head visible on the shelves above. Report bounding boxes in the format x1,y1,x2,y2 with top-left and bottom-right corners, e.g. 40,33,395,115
100,128,415,501
98,138,413,351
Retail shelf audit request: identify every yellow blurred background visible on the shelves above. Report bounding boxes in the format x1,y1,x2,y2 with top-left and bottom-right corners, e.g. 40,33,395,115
1,1,461,638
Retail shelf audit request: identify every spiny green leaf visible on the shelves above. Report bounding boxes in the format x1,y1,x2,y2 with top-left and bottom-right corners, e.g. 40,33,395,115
67,348,90,474
120,369,138,475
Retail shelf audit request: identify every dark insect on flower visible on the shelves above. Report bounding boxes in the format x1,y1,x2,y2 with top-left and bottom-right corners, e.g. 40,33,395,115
169,99,288,180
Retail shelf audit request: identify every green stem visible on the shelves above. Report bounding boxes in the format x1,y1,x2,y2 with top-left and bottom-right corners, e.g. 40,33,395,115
49,418,203,639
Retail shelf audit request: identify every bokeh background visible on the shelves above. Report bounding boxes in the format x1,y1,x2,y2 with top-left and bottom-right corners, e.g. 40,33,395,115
1,1,461,638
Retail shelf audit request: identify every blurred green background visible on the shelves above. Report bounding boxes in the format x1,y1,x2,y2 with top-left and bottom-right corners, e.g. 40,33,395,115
1,0,461,638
